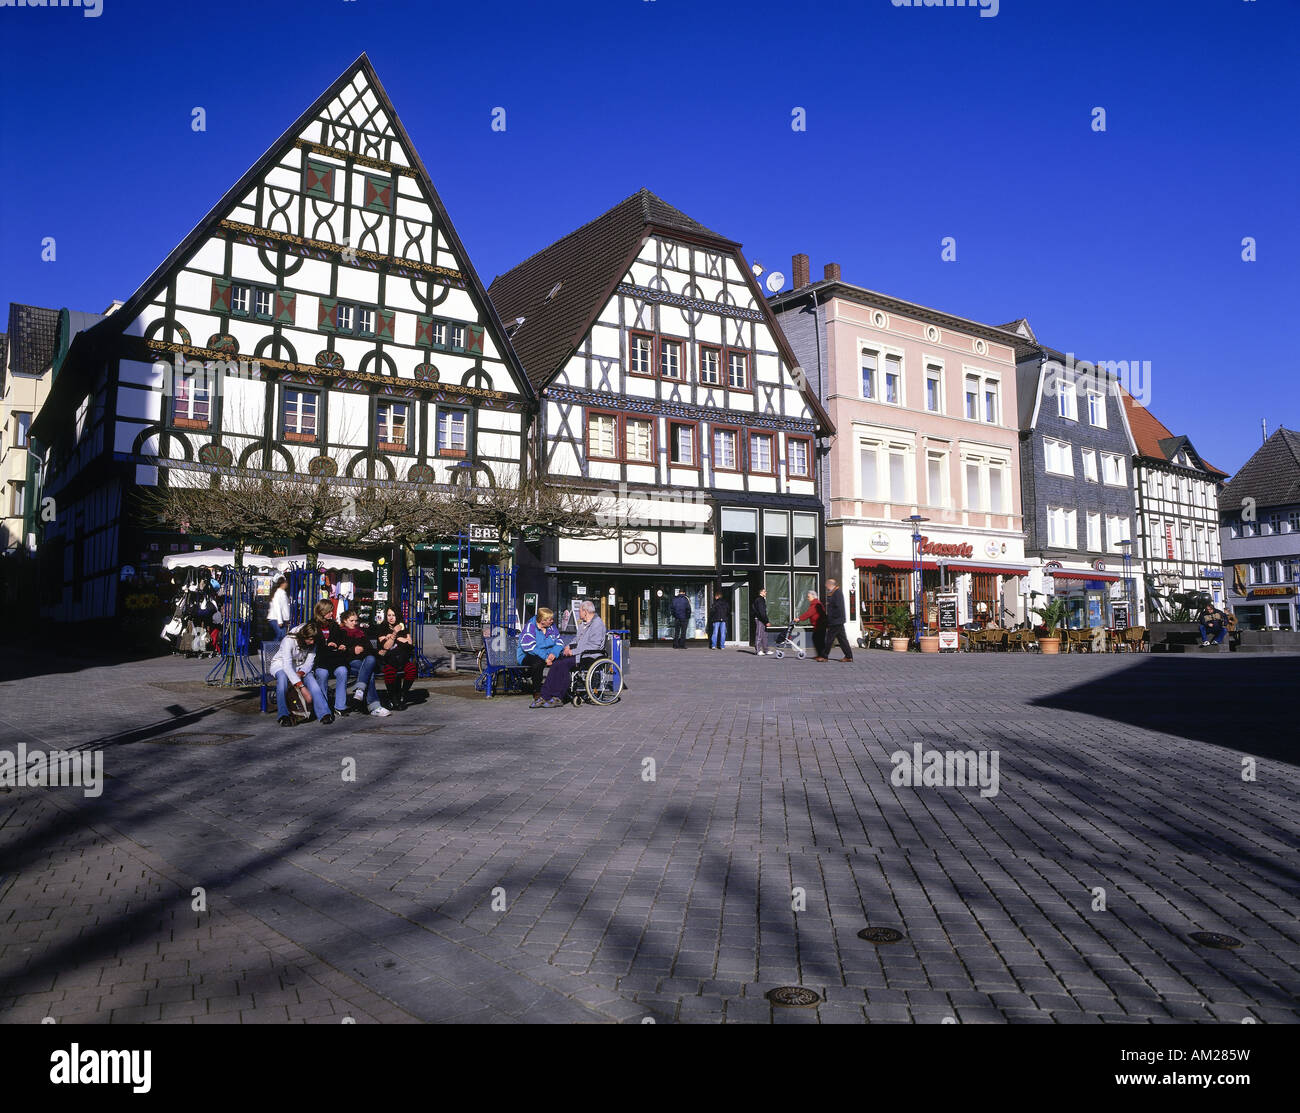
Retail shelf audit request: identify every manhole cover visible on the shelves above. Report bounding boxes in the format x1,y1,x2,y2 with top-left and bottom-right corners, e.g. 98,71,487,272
358,724,445,736
765,986,821,1008
858,927,905,945
137,732,250,746
1188,931,1243,949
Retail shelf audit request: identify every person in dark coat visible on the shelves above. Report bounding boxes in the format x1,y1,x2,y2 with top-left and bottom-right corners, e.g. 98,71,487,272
709,591,729,649
797,591,829,660
670,589,692,648
751,588,771,656
823,578,853,662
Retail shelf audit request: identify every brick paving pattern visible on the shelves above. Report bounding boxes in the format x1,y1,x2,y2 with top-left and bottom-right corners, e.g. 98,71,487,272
1,646,1297,1023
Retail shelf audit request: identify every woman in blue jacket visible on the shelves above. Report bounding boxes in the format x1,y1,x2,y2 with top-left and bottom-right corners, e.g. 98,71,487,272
519,607,564,703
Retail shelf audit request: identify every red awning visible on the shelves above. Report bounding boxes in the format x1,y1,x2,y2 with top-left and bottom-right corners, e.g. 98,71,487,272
944,562,1031,577
853,557,938,571
1049,570,1122,582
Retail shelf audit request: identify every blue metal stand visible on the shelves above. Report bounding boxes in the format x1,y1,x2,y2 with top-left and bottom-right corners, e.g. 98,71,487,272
401,569,438,678
477,564,525,697
206,564,259,687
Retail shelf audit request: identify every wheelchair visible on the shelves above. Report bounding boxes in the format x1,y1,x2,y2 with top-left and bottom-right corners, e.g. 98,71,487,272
560,629,628,706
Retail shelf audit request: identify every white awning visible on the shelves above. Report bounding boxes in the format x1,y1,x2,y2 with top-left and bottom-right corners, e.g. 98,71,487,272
162,548,279,571
277,553,374,573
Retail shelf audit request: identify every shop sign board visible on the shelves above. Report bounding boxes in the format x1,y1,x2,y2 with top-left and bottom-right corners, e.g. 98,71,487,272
937,592,960,651
464,577,481,617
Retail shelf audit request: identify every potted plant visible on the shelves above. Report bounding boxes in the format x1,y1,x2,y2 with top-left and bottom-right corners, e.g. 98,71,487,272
885,603,913,653
1031,598,1069,654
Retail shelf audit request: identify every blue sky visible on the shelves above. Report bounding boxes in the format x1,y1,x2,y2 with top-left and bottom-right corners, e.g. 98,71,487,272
1,0,1296,473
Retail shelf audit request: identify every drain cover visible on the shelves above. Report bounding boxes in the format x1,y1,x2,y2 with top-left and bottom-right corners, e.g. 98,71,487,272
858,927,905,945
358,724,445,736
138,732,250,746
1188,931,1243,949
765,986,821,1008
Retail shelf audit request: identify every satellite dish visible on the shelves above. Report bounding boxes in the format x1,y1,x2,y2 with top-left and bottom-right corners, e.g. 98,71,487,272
765,271,785,293
751,261,764,277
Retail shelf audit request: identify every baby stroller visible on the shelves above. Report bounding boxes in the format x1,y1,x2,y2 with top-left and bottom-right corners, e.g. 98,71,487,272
768,626,806,660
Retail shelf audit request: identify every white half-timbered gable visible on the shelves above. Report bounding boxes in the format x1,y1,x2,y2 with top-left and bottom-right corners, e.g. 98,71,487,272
31,55,532,623
490,189,833,643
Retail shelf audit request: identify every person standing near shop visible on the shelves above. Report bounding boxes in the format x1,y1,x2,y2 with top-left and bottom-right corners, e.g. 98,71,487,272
751,587,771,656
268,576,291,641
824,578,853,663
709,591,729,649
671,589,692,649
797,590,829,661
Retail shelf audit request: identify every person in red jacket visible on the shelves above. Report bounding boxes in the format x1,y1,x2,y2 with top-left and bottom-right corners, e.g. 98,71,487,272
797,590,829,661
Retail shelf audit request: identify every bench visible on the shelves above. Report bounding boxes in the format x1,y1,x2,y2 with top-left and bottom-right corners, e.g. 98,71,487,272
432,623,486,671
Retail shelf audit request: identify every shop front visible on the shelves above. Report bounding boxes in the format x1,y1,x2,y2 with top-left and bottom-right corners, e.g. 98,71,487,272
1044,567,1129,629
413,535,510,626
847,525,1027,637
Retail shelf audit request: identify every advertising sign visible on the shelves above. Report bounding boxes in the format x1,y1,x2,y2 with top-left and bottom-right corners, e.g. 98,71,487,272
1111,600,1130,630
469,524,500,543
937,592,959,651
374,557,391,604
464,576,481,617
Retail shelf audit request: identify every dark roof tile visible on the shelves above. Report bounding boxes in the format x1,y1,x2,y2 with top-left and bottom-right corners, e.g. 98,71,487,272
1218,427,1300,510
5,303,61,375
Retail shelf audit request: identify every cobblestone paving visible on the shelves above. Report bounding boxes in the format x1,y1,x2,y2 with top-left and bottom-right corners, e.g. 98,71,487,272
1,647,1297,1023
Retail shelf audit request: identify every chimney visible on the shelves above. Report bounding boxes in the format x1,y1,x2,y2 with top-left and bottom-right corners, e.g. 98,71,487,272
823,262,841,282
792,253,810,289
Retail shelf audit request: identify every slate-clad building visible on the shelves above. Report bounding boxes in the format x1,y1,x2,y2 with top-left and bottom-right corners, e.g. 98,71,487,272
1013,332,1140,628
1219,427,1300,630
29,55,533,624
489,191,833,644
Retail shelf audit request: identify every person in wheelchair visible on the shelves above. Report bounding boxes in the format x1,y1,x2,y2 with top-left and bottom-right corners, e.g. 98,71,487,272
535,600,606,708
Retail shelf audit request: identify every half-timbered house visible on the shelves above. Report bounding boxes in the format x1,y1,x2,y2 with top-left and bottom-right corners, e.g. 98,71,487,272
30,55,533,624
489,190,833,644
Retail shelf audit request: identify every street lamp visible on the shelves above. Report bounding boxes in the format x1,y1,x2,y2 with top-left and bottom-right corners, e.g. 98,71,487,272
1117,539,1134,626
902,514,930,646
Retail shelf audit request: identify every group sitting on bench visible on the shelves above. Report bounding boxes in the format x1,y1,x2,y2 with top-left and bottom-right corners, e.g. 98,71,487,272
519,601,606,709
269,601,419,725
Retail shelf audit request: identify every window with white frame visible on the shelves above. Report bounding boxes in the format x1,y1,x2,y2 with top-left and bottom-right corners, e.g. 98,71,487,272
888,448,906,502
988,463,1006,513
660,338,682,379
861,349,877,401
14,411,31,448
1086,512,1102,551
625,418,653,463
859,446,877,499
282,389,317,441
451,324,466,350
376,401,410,450
1101,452,1126,486
1044,438,1073,476
983,381,999,424
925,367,943,413
787,437,811,479
926,451,947,507
356,308,374,336
587,413,617,460
254,288,274,319
230,285,250,315
728,351,749,390
431,320,446,348
883,355,901,405
1057,379,1078,420
11,481,25,518
1106,514,1130,553
749,432,773,473
172,379,211,429
1082,448,1099,483
629,334,653,376
437,409,468,457
335,304,354,333
964,375,978,420
713,427,739,470
1047,505,1077,548
859,439,911,502
669,422,694,466
698,345,719,385
1087,391,1106,427
966,460,983,510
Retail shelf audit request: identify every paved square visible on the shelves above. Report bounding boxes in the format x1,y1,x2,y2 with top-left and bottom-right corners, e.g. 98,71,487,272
1,647,1297,1023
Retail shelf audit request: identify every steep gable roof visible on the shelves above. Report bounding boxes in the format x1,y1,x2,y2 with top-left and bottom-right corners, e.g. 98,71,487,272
488,189,732,393
1218,427,1300,510
1119,389,1228,477
73,54,533,403
488,189,834,431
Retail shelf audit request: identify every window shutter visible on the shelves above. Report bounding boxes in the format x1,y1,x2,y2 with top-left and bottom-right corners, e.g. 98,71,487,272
275,290,296,325
416,315,433,347
376,309,395,340
318,297,337,332
466,324,485,354
211,279,232,312
364,174,393,214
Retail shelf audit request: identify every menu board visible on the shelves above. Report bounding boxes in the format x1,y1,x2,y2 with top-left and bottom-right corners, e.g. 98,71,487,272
937,593,960,651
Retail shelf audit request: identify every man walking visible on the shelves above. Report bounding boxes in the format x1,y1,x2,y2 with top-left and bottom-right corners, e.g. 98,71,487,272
824,578,853,662
751,587,770,656
671,589,691,648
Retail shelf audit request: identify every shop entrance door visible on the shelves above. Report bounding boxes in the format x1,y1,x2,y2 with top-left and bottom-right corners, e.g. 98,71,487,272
732,583,750,647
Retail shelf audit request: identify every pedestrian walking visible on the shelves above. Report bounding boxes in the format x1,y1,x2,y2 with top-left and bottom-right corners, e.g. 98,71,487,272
671,589,692,648
751,587,771,655
267,576,291,641
709,591,729,649
797,590,829,660
824,578,853,662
